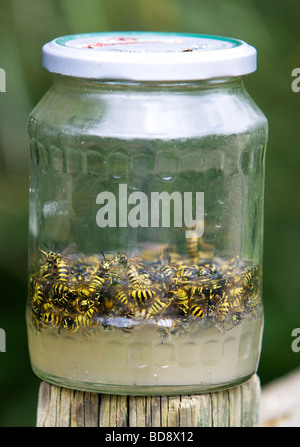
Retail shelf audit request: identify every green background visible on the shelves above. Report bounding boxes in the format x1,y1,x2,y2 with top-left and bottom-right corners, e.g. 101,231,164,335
0,0,299,426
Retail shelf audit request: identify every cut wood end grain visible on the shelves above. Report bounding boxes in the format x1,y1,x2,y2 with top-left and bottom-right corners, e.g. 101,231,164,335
36,375,261,427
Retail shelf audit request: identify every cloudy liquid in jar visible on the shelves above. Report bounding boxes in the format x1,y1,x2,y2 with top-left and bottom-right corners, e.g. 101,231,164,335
27,309,263,394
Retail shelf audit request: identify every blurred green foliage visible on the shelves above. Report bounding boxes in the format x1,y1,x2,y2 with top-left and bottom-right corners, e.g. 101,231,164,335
0,0,299,426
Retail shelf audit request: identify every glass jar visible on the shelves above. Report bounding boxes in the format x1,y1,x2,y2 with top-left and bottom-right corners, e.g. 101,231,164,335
26,32,268,395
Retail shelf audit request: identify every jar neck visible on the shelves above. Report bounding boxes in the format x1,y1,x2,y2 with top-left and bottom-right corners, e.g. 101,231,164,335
52,74,245,93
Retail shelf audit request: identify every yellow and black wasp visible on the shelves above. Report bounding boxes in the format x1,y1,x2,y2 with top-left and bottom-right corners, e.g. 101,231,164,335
174,265,198,285
186,234,199,259
171,286,190,317
102,294,115,313
145,293,172,318
69,272,86,284
99,251,111,272
55,255,70,282
60,314,98,334
228,285,244,312
114,288,139,318
189,299,205,319
51,282,75,308
31,303,43,330
130,287,157,308
115,289,129,307
157,264,176,282
73,294,95,313
127,263,152,288
155,317,177,331
109,251,128,269
74,283,98,299
90,272,112,289
31,278,46,306
213,294,229,323
155,316,180,339
199,261,220,278
39,310,61,329
242,266,260,295
39,248,58,279
188,285,206,319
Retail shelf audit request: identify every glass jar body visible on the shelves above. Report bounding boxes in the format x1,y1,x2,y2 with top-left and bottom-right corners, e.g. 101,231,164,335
27,76,268,394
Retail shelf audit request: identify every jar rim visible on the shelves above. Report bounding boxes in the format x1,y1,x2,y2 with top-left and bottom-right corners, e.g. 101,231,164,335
42,31,257,81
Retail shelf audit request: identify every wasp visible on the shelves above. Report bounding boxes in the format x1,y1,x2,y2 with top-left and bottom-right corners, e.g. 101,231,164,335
201,281,226,318
115,289,130,307
185,226,214,258
189,287,206,318
39,248,58,264
200,262,220,277
40,300,57,313
55,256,70,282
102,295,115,313
60,315,97,333
31,303,41,318
214,296,229,322
231,312,243,326
172,287,190,316
155,317,177,330
174,265,198,284
99,251,111,272
130,287,157,307
60,315,78,333
32,279,46,306
74,284,97,299
90,272,112,289
93,284,115,312
189,301,205,319
39,311,61,328
115,289,139,317
157,265,176,282
250,291,260,309
146,295,171,318
110,251,128,269
204,278,229,310
73,296,95,313
83,304,98,320
242,266,259,294
155,317,179,338
51,283,75,308
69,271,86,284
31,303,43,330
228,286,244,311
186,235,199,259
77,314,98,328
39,248,58,279
127,264,152,288
244,290,260,316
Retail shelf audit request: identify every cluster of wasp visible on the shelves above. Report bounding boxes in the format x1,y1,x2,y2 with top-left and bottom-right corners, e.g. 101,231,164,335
29,245,260,336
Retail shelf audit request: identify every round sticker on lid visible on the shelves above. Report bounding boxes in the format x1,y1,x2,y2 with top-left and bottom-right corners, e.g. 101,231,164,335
43,32,256,81
57,33,238,53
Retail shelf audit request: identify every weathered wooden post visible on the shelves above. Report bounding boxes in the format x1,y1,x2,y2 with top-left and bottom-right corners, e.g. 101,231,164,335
36,374,261,427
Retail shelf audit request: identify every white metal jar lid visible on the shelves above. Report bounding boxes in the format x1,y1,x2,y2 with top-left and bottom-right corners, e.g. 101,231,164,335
42,31,257,81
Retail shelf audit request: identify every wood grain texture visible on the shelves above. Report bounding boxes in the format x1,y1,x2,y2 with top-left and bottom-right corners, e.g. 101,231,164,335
36,374,261,427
